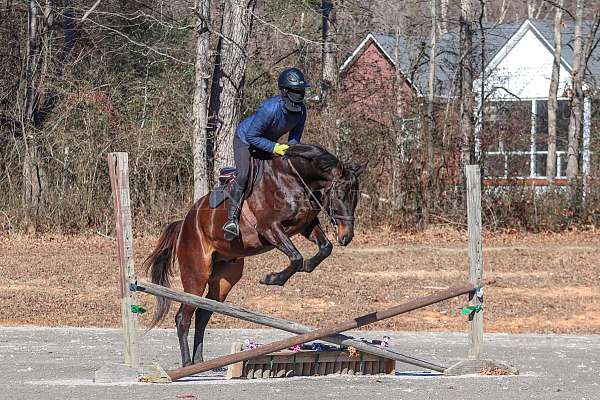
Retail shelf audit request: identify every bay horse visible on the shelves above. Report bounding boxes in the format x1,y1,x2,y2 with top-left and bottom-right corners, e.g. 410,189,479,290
143,144,366,367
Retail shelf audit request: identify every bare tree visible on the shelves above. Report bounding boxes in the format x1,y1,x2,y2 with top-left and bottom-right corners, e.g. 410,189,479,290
423,0,437,225
566,0,600,179
565,0,584,180
440,0,449,33
527,0,536,18
460,0,475,167
22,0,49,230
192,0,212,201
546,0,563,183
209,0,257,179
322,0,338,101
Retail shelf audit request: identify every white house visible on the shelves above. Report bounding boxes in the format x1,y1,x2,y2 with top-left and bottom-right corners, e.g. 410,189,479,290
475,19,598,182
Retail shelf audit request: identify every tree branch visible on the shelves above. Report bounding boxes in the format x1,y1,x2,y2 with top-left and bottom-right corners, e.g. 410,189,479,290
80,0,102,23
85,18,192,65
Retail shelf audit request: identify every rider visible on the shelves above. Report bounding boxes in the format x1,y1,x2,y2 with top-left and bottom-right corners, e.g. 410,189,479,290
222,67,310,240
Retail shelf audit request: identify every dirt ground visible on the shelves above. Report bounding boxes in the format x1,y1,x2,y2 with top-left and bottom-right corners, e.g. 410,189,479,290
1,227,599,334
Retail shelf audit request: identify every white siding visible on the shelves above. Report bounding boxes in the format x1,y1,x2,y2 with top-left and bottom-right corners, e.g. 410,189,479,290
482,29,571,100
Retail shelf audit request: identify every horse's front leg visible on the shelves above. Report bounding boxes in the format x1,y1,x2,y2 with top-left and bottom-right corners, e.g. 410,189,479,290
300,219,332,273
260,222,303,286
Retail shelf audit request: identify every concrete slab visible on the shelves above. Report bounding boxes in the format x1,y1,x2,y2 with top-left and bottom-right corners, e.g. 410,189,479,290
1,327,599,400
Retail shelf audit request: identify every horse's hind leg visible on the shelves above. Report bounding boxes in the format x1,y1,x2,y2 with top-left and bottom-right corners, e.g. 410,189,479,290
176,249,212,367
192,258,244,364
299,219,332,273
192,308,212,364
175,302,200,367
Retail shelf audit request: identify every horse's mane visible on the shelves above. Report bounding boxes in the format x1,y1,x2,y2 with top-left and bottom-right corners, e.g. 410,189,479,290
286,144,340,172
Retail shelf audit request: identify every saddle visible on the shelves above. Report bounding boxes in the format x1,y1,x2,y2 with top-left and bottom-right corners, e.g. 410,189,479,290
208,158,264,209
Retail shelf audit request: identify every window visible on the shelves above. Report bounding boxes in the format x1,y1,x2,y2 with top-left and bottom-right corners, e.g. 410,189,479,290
535,100,570,152
483,100,572,179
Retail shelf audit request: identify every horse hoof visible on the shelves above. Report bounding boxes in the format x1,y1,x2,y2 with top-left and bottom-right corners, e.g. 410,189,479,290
299,264,315,273
260,273,284,286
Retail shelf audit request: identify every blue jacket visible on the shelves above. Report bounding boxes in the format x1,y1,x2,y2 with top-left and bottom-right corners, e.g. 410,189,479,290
236,95,306,153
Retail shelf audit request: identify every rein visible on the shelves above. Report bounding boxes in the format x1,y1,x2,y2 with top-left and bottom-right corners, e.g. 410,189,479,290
286,158,354,229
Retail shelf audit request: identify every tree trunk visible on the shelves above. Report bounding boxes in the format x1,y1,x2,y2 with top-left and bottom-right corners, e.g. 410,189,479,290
209,0,257,180
192,0,212,202
460,0,474,168
321,0,338,102
527,0,536,19
393,27,409,200
566,0,584,180
546,0,563,183
440,0,448,33
23,0,47,230
423,0,437,226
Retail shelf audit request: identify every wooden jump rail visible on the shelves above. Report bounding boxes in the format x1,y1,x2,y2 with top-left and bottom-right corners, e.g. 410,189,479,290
138,282,476,381
130,280,449,373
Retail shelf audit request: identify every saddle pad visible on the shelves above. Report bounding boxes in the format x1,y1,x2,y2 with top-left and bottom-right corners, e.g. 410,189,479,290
208,159,264,209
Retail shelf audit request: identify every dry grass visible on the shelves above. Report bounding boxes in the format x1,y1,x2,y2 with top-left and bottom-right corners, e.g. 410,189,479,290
1,227,599,334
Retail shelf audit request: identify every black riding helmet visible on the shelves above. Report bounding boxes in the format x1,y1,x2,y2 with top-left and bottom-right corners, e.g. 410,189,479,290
278,67,310,112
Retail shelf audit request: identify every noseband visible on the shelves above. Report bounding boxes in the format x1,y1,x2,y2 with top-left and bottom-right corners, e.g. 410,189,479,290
287,159,354,229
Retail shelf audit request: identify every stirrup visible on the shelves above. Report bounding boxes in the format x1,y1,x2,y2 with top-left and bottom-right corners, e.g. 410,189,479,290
223,220,239,241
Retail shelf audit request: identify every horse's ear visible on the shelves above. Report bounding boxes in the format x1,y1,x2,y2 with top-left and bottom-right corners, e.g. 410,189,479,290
352,161,368,177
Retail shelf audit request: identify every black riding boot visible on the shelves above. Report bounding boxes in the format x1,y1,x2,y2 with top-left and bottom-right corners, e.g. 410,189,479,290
223,181,244,240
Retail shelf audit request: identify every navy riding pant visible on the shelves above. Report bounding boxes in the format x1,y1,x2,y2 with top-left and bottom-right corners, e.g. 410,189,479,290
233,135,251,189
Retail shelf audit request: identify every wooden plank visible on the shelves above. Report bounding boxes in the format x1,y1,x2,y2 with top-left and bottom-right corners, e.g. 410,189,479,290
225,343,244,379
325,361,334,375
164,283,474,380
228,348,392,379
107,152,139,369
356,360,363,375
341,361,348,375
276,364,286,378
245,365,253,379
466,165,483,360
132,281,447,372
347,361,355,375
294,361,303,377
285,363,293,378
334,360,342,374
302,362,311,376
384,358,396,374
253,363,263,379
366,361,374,375
317,361,327,376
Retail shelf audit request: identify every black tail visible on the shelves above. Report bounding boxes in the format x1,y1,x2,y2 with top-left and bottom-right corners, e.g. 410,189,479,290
142,220,183,329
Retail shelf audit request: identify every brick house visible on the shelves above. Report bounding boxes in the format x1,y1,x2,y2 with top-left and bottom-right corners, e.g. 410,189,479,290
339,19,600,185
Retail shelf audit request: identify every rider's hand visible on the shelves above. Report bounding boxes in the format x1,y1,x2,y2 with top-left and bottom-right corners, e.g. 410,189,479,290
273,143,289,156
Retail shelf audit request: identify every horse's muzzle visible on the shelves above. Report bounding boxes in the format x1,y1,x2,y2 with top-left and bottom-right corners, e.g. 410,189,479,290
336,224,354,246
338,234,353,246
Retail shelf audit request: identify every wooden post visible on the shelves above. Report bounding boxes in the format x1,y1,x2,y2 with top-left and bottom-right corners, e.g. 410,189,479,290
107,152,139,368
466,164,483,359
444,165,518,376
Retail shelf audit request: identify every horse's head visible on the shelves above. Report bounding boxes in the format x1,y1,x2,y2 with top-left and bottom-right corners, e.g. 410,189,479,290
328,161,367,246
285,144,367,246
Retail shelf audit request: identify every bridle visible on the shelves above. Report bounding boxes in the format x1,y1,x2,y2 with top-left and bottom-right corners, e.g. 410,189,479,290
287,158,355,230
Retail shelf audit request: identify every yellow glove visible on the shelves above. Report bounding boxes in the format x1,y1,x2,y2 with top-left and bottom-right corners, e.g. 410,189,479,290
273,143,289,156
